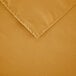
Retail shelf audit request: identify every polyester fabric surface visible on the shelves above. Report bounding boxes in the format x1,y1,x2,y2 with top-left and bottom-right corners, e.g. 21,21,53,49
0,0,76,76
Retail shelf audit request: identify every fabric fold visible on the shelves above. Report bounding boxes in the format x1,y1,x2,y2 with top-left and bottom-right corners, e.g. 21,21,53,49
0,0,76,38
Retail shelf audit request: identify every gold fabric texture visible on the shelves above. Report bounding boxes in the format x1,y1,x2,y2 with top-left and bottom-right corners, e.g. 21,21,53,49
0,0,76,76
